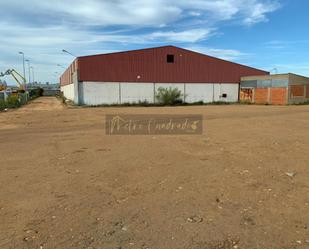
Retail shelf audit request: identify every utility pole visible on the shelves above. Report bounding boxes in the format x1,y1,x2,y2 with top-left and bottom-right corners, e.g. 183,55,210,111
25,59,31,84
18,52,26,85
30,66,34,84
54,72,59,84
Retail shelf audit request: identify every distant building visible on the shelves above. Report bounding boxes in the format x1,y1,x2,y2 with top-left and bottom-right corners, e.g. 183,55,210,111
240,73,309,105
27,83,60,96
60,46,268,105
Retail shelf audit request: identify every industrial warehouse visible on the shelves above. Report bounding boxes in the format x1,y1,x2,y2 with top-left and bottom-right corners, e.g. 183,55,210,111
60,46,270,105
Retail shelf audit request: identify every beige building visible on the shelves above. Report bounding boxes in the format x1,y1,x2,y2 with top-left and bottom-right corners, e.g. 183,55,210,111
240,73,309,105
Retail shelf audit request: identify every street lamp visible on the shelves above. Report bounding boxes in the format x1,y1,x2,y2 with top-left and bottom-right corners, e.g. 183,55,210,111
18,52,26,84
269,68,278,75
54,72,60,84
57,64,65,68
30,66,34,84
25,59,31,84
62,49,77,57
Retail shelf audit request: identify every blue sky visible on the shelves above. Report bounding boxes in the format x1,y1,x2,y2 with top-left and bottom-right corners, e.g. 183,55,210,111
0,0,308,83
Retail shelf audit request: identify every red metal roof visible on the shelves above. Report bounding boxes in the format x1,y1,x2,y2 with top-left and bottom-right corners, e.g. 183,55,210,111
60,46,268,86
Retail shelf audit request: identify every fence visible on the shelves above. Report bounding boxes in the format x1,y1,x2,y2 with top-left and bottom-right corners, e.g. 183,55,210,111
0,91,5,102
0,92,30,111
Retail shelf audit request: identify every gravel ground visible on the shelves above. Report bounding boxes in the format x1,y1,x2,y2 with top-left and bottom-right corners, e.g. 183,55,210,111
0,97,309,249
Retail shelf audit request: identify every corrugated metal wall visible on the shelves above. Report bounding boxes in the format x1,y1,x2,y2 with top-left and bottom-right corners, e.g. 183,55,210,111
60,59,78,86
77,46,268,84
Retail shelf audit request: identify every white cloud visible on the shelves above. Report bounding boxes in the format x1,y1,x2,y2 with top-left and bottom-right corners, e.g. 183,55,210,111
186,46,248,61
176,0,280,24
11,0,182,27
148,29,214,43
242,1,280,25
2,0,279,27
0,0,280,82
264,40,309,49
189,11,202,17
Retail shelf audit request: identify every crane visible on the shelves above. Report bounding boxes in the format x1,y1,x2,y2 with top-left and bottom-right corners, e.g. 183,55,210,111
0,69,26,91
0,79,6,91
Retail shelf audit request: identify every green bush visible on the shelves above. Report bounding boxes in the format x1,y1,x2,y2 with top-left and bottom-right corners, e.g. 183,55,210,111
293,100,309,105
38,88,44,96
208,101,231,105
29,87,44,99
56,92,68,104
0,92,33,111
6,95,21,108
191,101,204,105
0,95,25,111
138,100,150,106
155,87,184,105
19,93,29,105
0,100,7,111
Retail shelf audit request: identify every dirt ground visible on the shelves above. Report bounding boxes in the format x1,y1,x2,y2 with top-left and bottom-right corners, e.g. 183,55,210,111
0,97,309,249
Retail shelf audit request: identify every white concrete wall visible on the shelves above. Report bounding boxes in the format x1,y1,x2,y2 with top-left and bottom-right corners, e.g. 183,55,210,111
185,84,214,103
78,82,239,105
213,84,221,102
185,83,239,103
81,82,120,105
220,83,239,102
120,83,154,103
72,71,79,104
213,83,239,102
61,83,75,101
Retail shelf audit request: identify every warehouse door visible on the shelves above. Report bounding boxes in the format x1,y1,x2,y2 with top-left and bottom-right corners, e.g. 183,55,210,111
240,88,254,102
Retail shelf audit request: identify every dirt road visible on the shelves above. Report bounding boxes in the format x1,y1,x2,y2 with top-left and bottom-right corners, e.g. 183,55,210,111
1,97,309,249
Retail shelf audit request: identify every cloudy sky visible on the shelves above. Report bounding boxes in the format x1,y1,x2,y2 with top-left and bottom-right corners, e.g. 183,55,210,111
0,0,308,83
